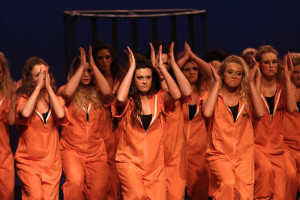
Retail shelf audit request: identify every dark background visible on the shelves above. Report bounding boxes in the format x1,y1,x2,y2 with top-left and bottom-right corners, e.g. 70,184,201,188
1,0,300,198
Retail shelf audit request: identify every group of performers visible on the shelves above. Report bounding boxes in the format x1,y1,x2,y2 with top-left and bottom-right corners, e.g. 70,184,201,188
0,40,299,200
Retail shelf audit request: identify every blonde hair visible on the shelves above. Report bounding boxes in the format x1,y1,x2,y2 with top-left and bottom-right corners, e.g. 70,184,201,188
255,45,283,82
290,52,300,66
73,84,102,111
68,56,103,111
218,55,250,110
0,52,13,99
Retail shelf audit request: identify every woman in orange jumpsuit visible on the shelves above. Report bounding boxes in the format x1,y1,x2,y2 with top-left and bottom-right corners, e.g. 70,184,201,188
253,46,297,200
92,40,124,200
149,41,191,200
111,47,181,200
59,46,111,199
202,55,264,199
282,52,300,200
0,52,17,200
15,57,68,200
177,43,213,200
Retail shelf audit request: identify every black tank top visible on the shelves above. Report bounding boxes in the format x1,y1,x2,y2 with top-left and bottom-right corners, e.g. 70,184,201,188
141,114,152,131
265,94,275,114
189,104,197,121
228,103,239,122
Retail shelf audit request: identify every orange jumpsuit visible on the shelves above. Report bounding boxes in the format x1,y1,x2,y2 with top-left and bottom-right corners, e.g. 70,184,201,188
183,93,209,200
15,94,69,200
103,79,121,200
282,109,300,200
111,90,167,200
0,95,14,200
59,86,109,200
253,84,286,200
164,99,187,200
204,92,255,200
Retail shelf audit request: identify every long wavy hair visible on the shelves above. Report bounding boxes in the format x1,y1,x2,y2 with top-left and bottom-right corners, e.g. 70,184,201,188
67,56,102,111
19,56,56,97
255,45,282,82
91,40,124,81
128,53,161,125
0,52,13,99
218,55,250,110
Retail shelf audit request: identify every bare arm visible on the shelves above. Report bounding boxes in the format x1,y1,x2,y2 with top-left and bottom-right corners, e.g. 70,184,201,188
252,57,262,93
6,81,20,125
284,53,297,112
248,65,264,118
20,68,43,118
149,42,169,91
156,46,181,101
176,42,190,69
187,42,212,80
169,42,191,97
202,64,220,118
88,46,112,103
117,47,135,105
59,47,85,101
45,71,65,118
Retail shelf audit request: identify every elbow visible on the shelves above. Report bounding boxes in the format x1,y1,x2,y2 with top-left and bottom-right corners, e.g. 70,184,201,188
287,106,297,113
20,110,31,119
117,95,127,104
172,92,181,101
202,110,212,118
256,110,265,118
6,118,15,126
182,87,192,97
56,112,65,120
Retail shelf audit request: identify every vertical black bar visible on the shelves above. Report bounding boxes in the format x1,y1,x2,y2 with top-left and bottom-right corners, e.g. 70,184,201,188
171,16,177,52
201,12,208,56
70,16,77,63
91,17,97,43
111,17,118,54
63,13,69,76
132,18,138,52
151,17,158,42
188,15,195,51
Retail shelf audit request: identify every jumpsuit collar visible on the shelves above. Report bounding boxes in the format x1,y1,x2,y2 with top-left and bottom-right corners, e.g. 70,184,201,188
260,83,282,117
219,93,245,123
136,94,158,132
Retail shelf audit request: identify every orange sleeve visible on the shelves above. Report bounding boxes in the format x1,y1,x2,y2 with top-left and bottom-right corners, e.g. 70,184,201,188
53,96,69,126
2,97,11,124
15,95,30,126
57,85,65,95
200,91,209,101
111,97,131,118
180,94,192,104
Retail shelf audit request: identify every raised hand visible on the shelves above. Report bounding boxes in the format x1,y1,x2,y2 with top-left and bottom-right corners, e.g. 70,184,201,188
45,68,52,91
79,47,87,68
149,42,157,67
209,63,220,83
283,52,294,81
168,42,175,64
249,57,260,82
88,45,97,69
127,46,135,70
36,66,45,89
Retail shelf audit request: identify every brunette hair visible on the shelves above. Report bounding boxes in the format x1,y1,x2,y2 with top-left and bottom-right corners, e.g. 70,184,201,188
19,56,56,97
91,40,124,81
0,52,13,99
129,53,160,125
